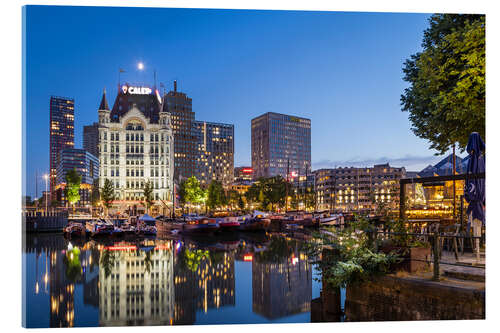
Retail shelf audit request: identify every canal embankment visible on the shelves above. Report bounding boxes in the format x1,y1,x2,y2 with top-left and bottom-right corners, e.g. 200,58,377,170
312,271,485,322
22,211,67,233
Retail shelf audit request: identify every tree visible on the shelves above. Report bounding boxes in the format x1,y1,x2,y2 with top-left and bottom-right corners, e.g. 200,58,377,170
180,176,206,213
290,188,299,210
246,176,287,212
227,189,240,211
143,180,154,214
304,186,317,211
238,194,245,211
101,179,115,215
266,176,287,211
207,181,226,211
91,178,100,207
64,168,81,212
401,14,485,154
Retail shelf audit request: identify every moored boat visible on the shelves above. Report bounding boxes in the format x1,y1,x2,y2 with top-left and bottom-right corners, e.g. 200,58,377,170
136,225,157,236
218,216,240,231
64,222,86,238
238,217,271,232
90,222,115,237
319,214,344,226
285,212,319,228
182,218,219,234
135,214,158,236
120,222,136,236
156,219,183,234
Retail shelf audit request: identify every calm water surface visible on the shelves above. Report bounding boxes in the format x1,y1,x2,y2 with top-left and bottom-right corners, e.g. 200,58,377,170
23,232,326,327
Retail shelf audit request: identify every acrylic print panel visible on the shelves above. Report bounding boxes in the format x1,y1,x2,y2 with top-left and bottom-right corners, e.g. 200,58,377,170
22,4,485,328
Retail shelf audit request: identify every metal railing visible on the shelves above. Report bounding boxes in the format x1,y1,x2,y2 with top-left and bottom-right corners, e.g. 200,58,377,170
371,229,484,280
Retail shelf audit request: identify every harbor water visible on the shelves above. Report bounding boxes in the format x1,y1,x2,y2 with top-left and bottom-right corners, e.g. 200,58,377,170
23,232,324,327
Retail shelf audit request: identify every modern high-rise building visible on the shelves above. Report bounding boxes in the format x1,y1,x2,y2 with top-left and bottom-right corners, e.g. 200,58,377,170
97,84,174,214
54,148,99,206
49,96,75,195
164,81,196,181
251,112,311,180
83,122,99,158
193,121,234,188
314,163,406,212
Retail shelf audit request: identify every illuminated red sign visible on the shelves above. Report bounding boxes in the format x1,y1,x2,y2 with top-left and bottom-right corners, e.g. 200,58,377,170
242,168,253,174
243,254,253,262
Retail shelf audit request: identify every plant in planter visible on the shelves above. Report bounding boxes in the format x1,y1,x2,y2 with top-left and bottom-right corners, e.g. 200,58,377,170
307,217,400,289
380,218,431,273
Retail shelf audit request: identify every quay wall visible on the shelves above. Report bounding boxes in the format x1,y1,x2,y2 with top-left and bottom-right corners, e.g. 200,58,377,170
344,275,485,321
23,211,68,233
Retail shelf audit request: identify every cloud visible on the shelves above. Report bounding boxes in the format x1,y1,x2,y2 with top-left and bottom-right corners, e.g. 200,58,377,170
312,154,446,172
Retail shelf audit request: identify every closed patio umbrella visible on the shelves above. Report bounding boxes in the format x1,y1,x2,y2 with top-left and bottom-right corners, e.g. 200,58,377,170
464,132,485,261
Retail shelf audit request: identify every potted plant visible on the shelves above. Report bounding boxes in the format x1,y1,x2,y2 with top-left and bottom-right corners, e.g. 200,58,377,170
380,219,431,273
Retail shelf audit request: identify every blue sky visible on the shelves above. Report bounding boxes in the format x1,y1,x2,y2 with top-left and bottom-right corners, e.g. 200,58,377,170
24,6,453,198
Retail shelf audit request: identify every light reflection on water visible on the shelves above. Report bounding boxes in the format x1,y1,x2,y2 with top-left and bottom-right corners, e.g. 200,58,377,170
23,232,322,328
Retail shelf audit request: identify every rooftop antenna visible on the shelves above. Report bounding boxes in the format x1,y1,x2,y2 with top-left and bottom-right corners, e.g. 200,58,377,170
154,69,157,89
118,68,125,89
174,80,177,93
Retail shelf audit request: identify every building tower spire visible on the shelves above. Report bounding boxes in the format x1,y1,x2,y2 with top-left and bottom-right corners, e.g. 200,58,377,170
99,87,109,110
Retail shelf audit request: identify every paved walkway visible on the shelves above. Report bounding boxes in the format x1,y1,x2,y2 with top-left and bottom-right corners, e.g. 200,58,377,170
439,250,485,282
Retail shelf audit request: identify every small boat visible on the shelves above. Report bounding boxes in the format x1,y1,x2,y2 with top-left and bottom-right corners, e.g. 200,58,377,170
156,219,183,234
138,224,157,236
120,222,136,236
319,214,344,226
135,214,158,236
90,222,115,237
182,218,219,234
218,216,240,231
238,217,271,232
285,212,319,228
64,222,86,238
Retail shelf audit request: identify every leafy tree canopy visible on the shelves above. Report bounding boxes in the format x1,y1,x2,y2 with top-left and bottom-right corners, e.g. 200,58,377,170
65,168,81,206
101,178,115,209
180,176,206,205
91,178,100,206
245,176,287,211
143,180,154,212
401,14,485,154
207,180,227,210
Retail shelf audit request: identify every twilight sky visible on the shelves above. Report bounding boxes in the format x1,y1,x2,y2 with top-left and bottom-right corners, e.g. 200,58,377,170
24,5,457,198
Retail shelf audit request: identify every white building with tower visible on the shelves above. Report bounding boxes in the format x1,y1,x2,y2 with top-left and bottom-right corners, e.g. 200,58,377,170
97,84,174,214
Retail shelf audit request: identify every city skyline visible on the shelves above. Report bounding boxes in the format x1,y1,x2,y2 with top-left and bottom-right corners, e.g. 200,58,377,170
25,6,460,198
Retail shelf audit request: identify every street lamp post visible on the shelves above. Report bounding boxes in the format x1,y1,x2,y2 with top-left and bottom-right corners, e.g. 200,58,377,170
43,174,49,212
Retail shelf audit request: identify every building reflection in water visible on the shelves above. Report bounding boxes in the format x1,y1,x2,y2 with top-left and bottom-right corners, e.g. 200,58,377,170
97,240,175,326
49,247,75,327
25,234,313,327
252,236,312,319
173,243,235,324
